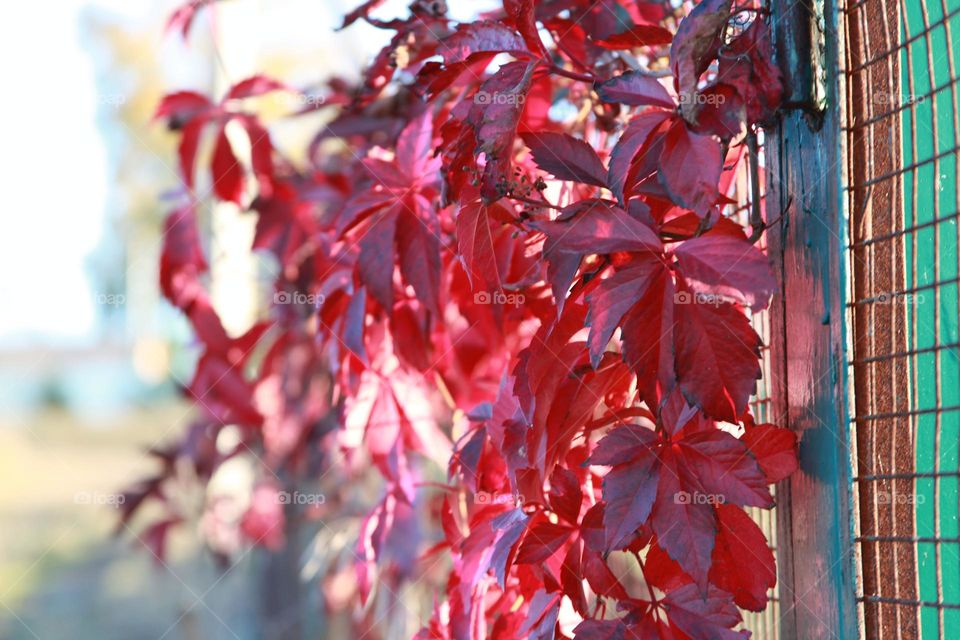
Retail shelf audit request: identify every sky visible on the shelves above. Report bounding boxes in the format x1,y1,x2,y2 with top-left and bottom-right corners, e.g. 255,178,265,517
0,0,498,349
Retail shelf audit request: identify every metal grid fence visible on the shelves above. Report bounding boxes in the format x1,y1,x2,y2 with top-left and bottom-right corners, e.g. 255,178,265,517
842,0,960,637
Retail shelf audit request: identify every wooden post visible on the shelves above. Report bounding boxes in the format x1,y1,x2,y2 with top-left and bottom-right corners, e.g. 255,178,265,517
766,0,859,637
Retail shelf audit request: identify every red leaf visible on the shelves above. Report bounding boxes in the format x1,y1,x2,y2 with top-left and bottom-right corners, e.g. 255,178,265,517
504,0,550,59
225,75,289,101
357,204,400,311
657,118,722,216
165,0,212,40
674,235,777,310
561,541,589,616
154,91,213,123
715,18,783,125
470,60,538,201
594,23,674,49
589,422,658,467
439,21,529,65
582,547,629,599
396,200,442,315
573,619,628,640
607,110,671,204
620,264,677,407
679,429,773,508
586,255,665,367
548,467,583,524
490,509,528,586
595,71,675,109
742,423,799,483
177,118,206,189
600,449,660,549
674,296,761,422
537,199,662,255
651,452,717,592
456,200,509,293
396,109,436,177
515,520,572,564
591,423,661,549
709,503,776,611
669,0,733,124
644,537,692,592
519,589,561,638
340,0,387,29
662,582,748,640
521,132,608,188
211,126,245,205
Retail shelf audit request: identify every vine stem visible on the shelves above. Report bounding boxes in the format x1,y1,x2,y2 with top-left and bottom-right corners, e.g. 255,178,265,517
548,64,596,84
746,130,765,243
636,554,661,612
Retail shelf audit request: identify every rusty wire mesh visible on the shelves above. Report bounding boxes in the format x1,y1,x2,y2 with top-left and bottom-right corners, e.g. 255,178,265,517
842,0,960,637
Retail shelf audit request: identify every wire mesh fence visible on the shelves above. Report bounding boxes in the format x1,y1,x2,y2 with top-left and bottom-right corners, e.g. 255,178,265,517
842,0,960,637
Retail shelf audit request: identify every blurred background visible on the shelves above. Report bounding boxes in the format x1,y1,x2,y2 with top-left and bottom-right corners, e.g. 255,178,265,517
0,1,487,638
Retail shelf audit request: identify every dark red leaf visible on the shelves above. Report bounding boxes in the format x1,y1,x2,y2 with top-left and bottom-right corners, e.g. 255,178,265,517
515,520,572,564
522,132,608,188
657,118,722,216
620,264,677,407
561,541,589,616
357,204,400,311
674,235,777,310
396,201,442,315
504,0,550,59
594,23,674,49
537,199,662,255
573,619,628,640
470,60,538,201
589,422,658,467
548,467,583,524
586,255,665,367
596,71,675,109
490,509,528,586
679,429,773,508
607,110,671,204
662,582,748,640
439,21,528,65
669,0,733,124
715,18,783,126
651,453,717,591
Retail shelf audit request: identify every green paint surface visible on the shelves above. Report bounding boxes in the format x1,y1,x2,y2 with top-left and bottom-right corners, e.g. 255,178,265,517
900,1,960,636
